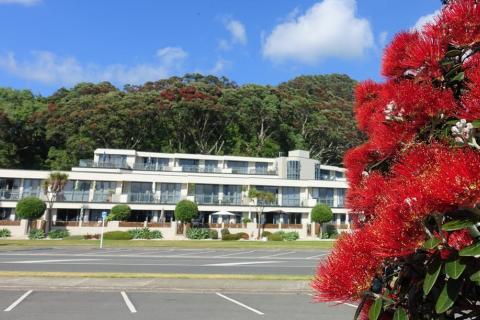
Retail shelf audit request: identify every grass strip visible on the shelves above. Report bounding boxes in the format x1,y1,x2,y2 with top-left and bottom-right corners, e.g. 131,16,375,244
0,239,335,250
0,271,312,281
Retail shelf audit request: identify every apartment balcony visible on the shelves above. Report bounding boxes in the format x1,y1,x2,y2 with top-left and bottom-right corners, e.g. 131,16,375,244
220,195,242,205
281,199,301,207
58,191,90,202
194,194,220,204
132,163,172,172
0,189,21,200
128,192,155,203
78,159,129,169
21,189,42,199
92,191,114,202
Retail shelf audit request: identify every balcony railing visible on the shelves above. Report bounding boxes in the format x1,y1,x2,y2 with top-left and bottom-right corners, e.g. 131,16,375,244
220,195,242,205
195,194,219,204
316,198,334,207
132,163,171,171
281,199,301,207
21,189,42,198
129,192,155,203
92,191,113,202
79,159,129,169
0,189,21,200
58,191,90,202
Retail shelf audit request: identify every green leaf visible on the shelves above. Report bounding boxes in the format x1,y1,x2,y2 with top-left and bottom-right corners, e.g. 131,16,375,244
423,255,443,295
459,242,480,257
445,49,463,57
445,258,467,279
470,270,480,282
442,220,474,231
435,279,463,314
444,64,462,79
450,71,465,82
368,298,382,320
423,237,441,250
393,307,408,320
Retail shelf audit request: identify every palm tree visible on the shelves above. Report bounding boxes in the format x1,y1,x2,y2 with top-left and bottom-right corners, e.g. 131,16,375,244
247,187,276,239
43,172,69,233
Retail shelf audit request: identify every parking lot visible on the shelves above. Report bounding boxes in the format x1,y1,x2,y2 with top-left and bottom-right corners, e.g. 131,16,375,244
0,247,329,275
0,289,356,320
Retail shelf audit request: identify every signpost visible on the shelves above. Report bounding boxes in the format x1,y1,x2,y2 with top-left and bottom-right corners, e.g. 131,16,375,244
100,211,108,249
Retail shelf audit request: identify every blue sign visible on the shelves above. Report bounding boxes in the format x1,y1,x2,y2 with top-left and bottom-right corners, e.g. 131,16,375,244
101,211,108,220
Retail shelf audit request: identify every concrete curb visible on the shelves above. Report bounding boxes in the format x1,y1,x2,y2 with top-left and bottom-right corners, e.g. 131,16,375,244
0,277,313,293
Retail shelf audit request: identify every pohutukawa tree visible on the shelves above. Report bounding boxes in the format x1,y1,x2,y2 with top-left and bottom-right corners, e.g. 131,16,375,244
312,1,480,319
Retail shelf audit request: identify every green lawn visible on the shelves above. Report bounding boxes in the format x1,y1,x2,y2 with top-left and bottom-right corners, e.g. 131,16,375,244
0,239,335,250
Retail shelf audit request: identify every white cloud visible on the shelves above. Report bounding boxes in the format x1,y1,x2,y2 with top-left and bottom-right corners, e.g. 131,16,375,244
412,10,440,31
262,0,374,64
0,0,40,6
209,58,229,75
218,17,247,50
0,47,188,86
225,18,247,45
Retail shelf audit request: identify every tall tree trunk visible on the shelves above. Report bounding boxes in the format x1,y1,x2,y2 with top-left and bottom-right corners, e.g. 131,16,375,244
45,203,53,233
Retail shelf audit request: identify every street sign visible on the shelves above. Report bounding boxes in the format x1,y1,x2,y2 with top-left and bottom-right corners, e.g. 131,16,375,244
102,211,108,220
100,211,108,249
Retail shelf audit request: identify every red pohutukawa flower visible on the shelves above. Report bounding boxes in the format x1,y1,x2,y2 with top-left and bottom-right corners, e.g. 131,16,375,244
314,0,480,311
448,229,474,250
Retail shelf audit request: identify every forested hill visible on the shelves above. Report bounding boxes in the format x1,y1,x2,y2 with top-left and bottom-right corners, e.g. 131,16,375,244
0,73,363,170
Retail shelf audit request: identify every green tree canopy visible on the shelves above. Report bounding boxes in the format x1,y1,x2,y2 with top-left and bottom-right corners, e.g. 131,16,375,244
311,203,333,224
16,197,46,220
108,204,132,221
174,200,198,223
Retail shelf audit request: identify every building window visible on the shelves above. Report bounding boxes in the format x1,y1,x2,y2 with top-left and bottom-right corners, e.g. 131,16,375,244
222,185,242,205
204,160,218,172
0,208,12,220
227,161,248,174
287,160,300,180
312,188,334,207
254,162,268,174
335,171,345,179
158,183,181,204
336,188,346,207
23,179,42,198
282,187,300,206
179,159,199,172
195,184,219,204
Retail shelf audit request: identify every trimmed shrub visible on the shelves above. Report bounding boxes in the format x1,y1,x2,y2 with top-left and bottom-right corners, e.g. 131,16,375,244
0,228,11,238
48,229,70,239
84,234,100,240
237,232,249,240
311,203,333,224
103,231,133,240
261,231,272,238
16,197,46,220
208,229,218,240
108,204,131,221
323,224,338,239
221,228,230,236
29,228,45,239
186,228,210,240
65,235,83,240
267,233,283,241
149,230,163,239
174,200,198,223
242,218,252,224
222,233,241,241
282,231,299,241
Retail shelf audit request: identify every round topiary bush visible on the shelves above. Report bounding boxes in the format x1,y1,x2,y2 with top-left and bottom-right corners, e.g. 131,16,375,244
107,204,131,221
311,203,333,224
16,197,46,220
174,200,198,223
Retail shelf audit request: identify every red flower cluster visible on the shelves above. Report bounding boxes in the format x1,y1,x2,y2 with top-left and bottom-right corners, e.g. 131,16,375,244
313,0,480,305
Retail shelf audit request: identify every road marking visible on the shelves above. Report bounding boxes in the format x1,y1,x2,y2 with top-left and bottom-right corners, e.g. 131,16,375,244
121,291,137,313
216,293,264,315
335,301,358,308
214,250,256,257
263,251,295,258
205,261,279,266
4,258,105,264
306,253,329,259
4,290,33,312
174,250,214,256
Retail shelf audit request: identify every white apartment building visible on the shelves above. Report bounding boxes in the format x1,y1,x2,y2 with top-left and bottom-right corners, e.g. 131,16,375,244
0,149,349,237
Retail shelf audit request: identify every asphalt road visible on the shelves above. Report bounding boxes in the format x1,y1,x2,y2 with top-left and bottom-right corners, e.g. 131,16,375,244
0,247,329,275
0,290,356,320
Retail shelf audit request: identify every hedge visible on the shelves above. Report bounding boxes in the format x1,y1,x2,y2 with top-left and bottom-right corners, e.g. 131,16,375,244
16,197,46,220
174,200,198,223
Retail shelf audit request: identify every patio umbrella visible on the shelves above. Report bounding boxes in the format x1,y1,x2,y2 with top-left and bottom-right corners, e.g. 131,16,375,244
211,210,235,216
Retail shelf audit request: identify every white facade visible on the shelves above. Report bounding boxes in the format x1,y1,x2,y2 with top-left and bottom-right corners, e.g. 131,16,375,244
0,149,350,237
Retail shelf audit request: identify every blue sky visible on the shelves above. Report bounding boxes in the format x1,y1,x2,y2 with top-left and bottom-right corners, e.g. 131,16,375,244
0,0,441,95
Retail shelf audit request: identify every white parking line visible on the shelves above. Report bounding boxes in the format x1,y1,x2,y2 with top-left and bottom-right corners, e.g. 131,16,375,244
4,290,33,312
4,259,105,264
121,291,137,313
174,250,214,256
206,261,279,266
305,253,329,259
216,292,264,315
214,250,256,257
263,251,295,258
